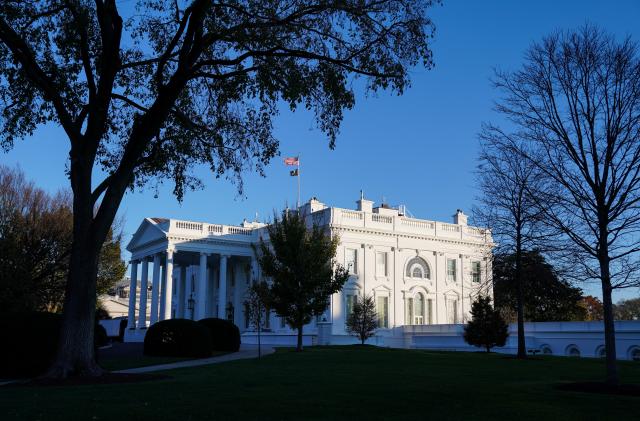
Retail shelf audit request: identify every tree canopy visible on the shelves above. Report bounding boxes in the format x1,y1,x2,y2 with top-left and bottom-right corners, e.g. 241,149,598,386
493,251,585,322
346,295,378,345
0,0,440,377
256,210,349,351
0,165,125,313
463,296,509,353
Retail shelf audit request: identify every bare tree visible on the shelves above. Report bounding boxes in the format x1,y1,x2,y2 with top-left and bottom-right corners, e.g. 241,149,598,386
488,25,640,386
243,281,270,358
0,1,439,377
474,133,549,358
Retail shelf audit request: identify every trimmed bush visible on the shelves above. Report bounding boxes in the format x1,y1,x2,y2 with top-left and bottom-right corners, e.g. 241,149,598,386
143,319,212,358
0,312,106,378
95,323,109,348
198,318,241,352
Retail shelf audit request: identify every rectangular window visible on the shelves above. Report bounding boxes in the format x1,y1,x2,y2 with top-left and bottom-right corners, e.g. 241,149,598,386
376,252,387,277
405,297,414,325
377,296,389,328
447,299,458,324
447,259,457,282
346,294,357,319
345,248,358,274
471,261,481,283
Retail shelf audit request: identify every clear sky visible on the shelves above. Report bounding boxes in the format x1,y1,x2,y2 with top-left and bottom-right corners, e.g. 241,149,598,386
2,0,639,300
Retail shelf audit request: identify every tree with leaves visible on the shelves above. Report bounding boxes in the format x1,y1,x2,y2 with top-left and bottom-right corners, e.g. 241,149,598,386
578,295,604,321
614,297,640,321
486,25,640,386
243,280,270,358
0,0,439,377
346,295,378,345
463,296,509,353
493,251,586,322
0,165,125,313
256,211,349,351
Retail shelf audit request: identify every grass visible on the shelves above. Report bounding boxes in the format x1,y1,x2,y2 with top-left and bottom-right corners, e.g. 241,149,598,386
98,351,228,371
1,346,639,420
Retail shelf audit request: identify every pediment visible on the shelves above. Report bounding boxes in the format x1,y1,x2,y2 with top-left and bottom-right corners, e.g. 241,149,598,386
126,218,167,252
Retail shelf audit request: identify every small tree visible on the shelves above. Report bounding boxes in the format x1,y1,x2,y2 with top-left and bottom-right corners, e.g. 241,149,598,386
346,295,378,345
243,281,270,358
256,211,349,351
464,296,508,353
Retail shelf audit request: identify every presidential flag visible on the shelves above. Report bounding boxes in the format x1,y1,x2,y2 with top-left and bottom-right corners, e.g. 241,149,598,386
290,169,299,176
284,156,299,166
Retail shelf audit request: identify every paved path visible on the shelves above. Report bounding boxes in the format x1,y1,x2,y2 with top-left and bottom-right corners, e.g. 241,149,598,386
114,344,276,374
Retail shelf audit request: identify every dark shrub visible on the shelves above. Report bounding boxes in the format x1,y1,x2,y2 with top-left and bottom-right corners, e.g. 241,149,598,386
95,323,109,348
118,318,128,342
198,318,241,352
143,319,212,358
0,312,115,378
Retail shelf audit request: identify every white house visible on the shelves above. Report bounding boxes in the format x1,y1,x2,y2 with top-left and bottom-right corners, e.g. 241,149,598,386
125,194,493,344
123,193,640,360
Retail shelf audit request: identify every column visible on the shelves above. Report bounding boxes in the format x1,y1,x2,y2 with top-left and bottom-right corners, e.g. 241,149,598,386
218,254,228,319
163,249,175,320
137,258,150,328
127,260,139,329
149,254,161,325
159,262,166,320
196,253,209,320
177,265,186,318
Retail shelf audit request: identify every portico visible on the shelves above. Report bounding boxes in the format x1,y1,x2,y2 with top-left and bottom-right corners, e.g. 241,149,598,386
125,218,264,338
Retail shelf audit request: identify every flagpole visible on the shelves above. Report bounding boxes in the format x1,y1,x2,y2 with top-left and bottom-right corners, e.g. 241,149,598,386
297,154,301,209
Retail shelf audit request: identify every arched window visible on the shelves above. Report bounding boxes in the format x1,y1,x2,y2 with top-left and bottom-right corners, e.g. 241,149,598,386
540,344,553,355
414,293,425,325
628,346,640,361
406,257,430,279
596,345,606,358
566,345,581,357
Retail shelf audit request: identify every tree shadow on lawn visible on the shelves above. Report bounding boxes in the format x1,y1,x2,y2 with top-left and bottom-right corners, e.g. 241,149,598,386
5,372,171,388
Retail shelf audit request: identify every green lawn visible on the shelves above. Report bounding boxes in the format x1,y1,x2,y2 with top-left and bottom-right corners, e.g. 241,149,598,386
1,346,639,420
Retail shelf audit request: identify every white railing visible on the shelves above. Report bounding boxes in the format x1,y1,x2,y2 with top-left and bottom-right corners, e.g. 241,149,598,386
440,223,460,232
208,224,223,234
176,221,202,231
342,210,363,220
401,217,435,230
466,227,485,236
372,214,392,224
228,226,252,236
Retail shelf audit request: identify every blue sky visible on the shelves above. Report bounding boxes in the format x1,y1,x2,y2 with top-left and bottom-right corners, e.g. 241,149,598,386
2,0,639,300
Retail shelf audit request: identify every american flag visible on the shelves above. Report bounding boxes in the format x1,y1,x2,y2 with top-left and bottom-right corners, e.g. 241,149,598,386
284,156,299,166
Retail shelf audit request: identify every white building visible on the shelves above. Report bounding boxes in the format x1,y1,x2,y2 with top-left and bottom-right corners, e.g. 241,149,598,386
125,194,493,344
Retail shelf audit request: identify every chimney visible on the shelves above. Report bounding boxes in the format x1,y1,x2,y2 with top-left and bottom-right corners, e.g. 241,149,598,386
453,209,467,225
356,190,374,213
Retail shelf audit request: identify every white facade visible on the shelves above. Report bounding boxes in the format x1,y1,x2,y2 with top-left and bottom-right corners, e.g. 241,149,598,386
124,195,493,343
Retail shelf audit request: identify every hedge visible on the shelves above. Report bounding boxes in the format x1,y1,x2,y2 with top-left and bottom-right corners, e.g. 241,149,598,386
0,312,106,378
198,318,241,352
143,318,212,358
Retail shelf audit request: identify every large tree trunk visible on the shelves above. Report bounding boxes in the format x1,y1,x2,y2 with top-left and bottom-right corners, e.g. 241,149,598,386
44,194,105,378
296,325,304,352
515,230,526,359
599,247,618,386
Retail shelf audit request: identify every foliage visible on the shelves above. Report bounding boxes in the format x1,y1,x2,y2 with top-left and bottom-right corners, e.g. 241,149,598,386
143,318,212,358
487,24,640,385
256,211,349,351
95,323,109,348
493,251,586,322
0,0,439,377
578,296,604,321
464,296,509,353
0,312,108,378
0,165,126,313
197,318,241,352
346,295,378,345
614,298,640,321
